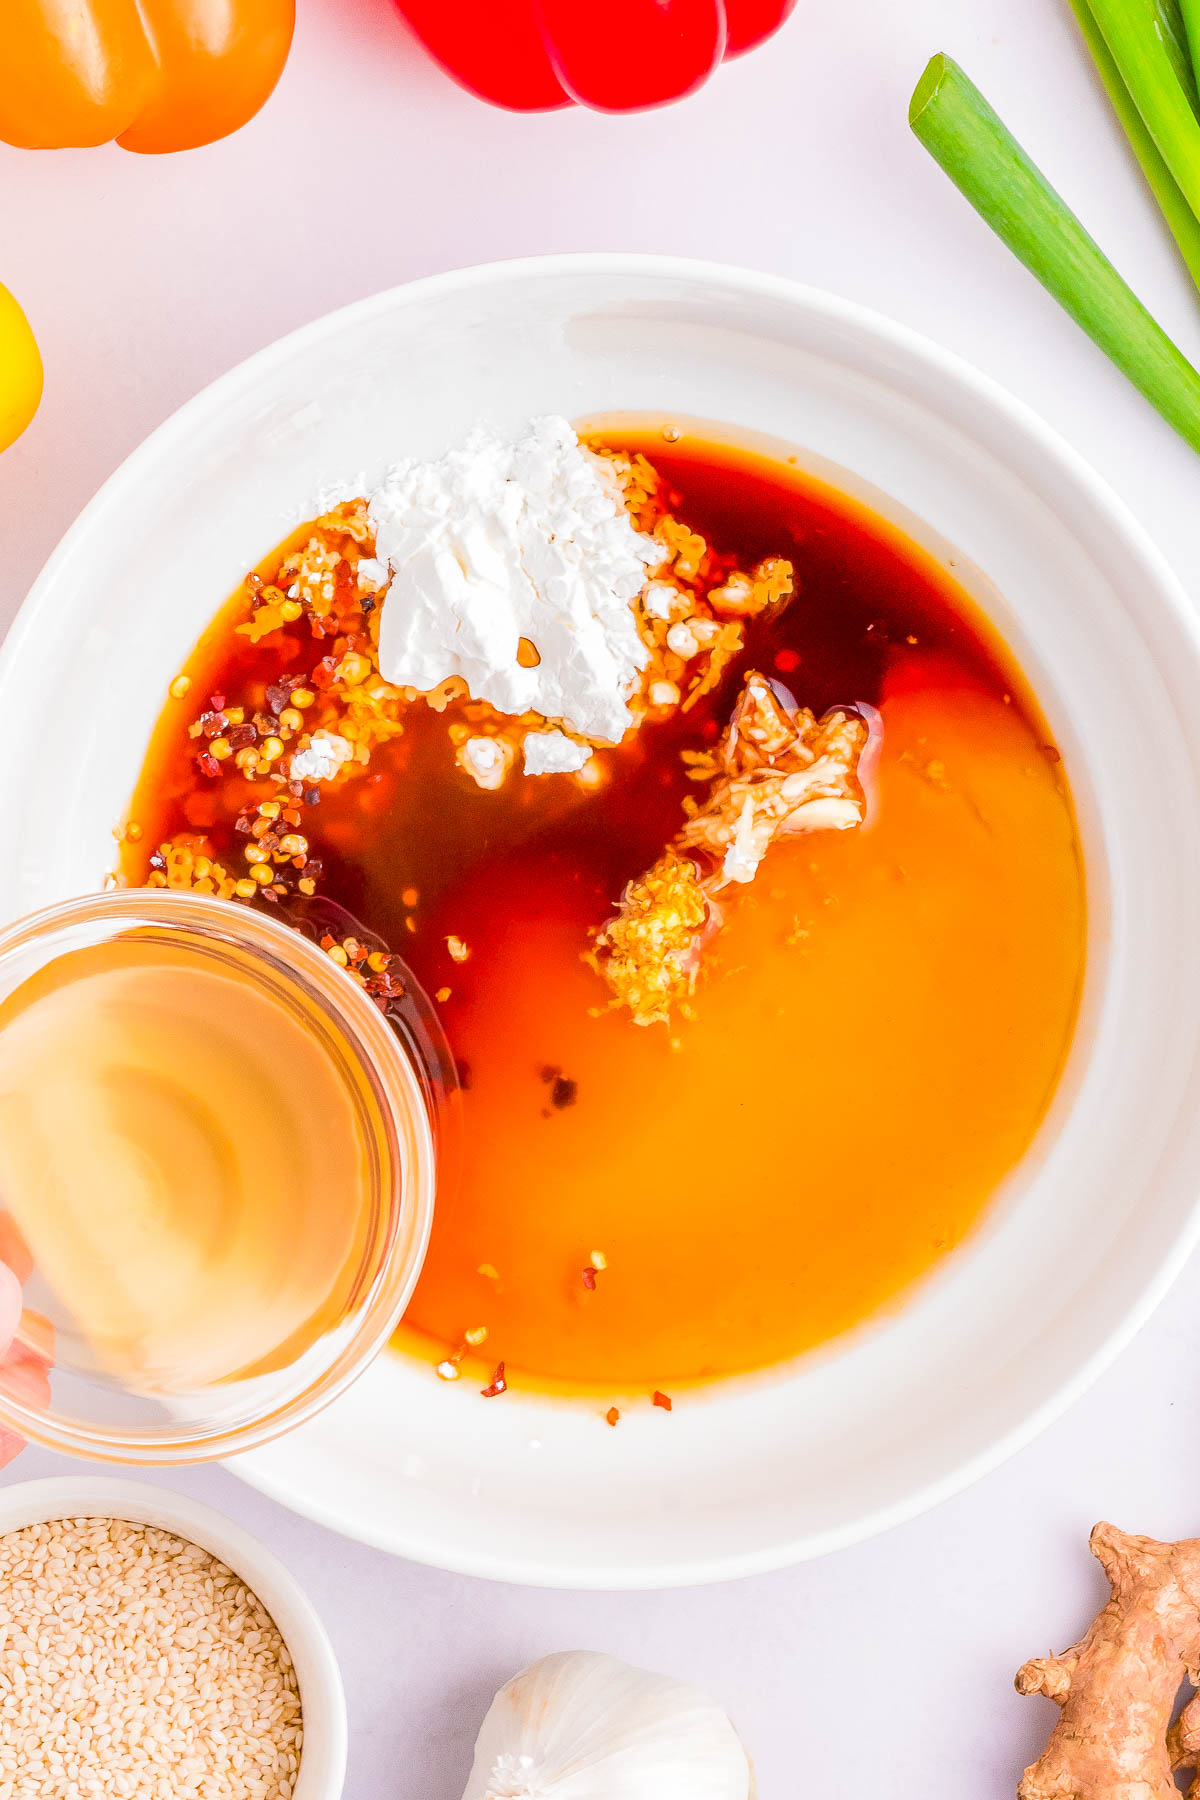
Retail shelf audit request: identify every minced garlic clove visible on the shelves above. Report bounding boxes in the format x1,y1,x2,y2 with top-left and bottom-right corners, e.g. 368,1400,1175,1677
677,674,868,890
458,734,515,791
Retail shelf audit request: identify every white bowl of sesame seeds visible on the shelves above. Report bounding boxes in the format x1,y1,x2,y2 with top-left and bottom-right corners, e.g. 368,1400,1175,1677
0,1477,345,1800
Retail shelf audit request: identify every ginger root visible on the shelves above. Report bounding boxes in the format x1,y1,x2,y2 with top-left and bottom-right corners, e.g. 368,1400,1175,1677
1017,1522,1200,1800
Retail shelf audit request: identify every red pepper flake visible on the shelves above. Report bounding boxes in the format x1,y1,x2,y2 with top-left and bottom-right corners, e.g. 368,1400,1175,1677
581,1267,597,1290
1042,743,1062,763
773,648,801,673
370,972,406,1000
652,1390,673,1411
310,656,338,690
197,752,220,779
605,1406,620,1427
481,1362,507,1398
539,1066,578,1111
265,675,302,714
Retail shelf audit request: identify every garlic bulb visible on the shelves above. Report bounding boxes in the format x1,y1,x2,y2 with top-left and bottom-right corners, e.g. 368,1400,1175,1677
462,1649,755,1800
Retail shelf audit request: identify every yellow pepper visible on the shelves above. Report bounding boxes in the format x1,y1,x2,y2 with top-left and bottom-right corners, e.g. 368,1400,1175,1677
0,284,42,452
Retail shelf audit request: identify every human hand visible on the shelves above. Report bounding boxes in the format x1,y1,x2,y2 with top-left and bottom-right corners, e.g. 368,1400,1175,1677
0,1261,25,1467
0,1217,53,1470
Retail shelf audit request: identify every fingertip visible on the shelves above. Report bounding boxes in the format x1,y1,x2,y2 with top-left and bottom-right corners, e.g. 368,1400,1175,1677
0,1262,23,1351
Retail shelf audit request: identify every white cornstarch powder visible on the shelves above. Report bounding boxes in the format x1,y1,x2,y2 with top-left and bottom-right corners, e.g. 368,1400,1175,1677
0,1517,302,1800
522,730,592,776
289,727,354,783
371,416,661,743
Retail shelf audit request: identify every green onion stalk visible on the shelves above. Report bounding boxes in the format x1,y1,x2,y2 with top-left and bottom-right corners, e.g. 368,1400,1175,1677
1184,0,1200,95
1078,0,1200,223
909,54,1200,454
1065,0,1200,290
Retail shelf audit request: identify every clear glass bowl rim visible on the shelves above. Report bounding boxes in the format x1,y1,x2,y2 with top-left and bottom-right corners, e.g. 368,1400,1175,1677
0,888,438,1464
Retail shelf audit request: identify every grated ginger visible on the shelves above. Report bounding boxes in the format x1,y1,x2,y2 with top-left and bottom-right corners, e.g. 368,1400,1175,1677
587,853,712,1028
591,673,869,1024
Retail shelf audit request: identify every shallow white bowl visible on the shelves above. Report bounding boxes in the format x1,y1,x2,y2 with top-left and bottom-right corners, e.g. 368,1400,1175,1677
4,255,1200,1588
0,1477,346,1797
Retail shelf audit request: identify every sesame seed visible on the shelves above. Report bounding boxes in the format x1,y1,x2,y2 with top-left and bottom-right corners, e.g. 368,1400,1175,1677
0,1518,302,1798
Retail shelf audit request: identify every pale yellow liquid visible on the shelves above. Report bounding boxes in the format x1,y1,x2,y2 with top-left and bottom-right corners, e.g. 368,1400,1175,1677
0,938,377,1392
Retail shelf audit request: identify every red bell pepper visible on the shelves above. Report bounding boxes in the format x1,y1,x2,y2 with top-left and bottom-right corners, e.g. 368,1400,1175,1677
395,0,798,113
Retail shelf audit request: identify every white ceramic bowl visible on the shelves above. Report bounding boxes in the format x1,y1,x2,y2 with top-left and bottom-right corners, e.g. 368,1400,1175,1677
4,255,1200,1588
0,1477,346,1797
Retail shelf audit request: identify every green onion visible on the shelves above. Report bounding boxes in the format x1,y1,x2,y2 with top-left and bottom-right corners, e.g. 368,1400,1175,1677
1066,0,1200,290
909,54,1200,453
1081,0,1200,221
1181,0,1200,98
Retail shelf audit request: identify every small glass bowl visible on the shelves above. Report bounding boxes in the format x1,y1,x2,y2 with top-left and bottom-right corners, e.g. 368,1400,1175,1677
0,890,438,1464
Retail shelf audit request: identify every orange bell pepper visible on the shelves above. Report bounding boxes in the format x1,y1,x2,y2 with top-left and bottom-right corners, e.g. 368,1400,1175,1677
0,285,42,454
0,0,295,153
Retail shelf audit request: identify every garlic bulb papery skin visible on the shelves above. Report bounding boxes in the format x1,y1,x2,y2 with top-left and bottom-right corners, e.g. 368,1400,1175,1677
461,1649,755,1800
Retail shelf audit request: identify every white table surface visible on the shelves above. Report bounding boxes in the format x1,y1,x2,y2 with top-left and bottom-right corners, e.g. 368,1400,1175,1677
3,1,1200,1793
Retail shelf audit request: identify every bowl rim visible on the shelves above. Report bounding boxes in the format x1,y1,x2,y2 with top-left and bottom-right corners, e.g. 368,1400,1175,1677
6,251,1200,1586
0,1475,346,1795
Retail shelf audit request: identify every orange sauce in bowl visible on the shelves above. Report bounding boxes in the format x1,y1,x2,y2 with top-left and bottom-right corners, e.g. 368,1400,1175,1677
123,425,1085,1396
